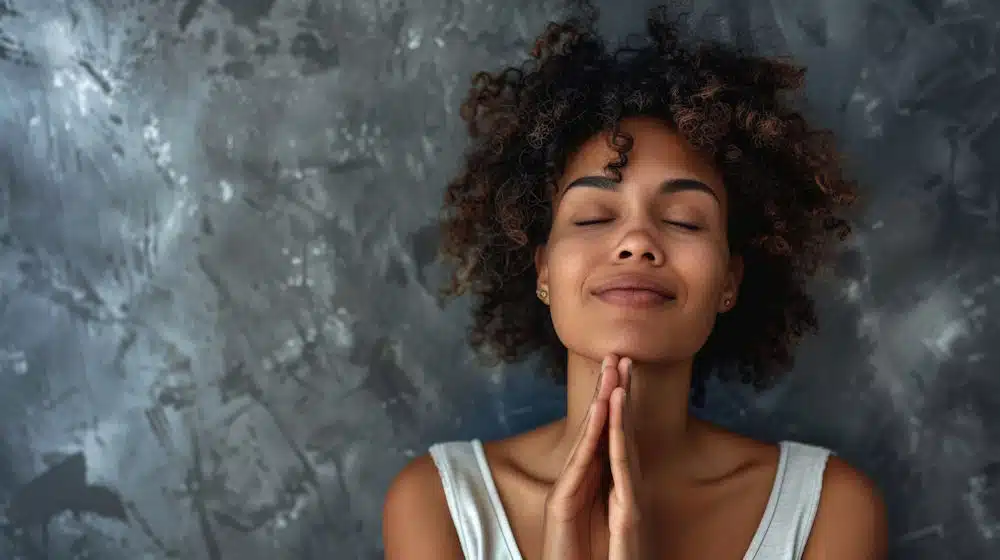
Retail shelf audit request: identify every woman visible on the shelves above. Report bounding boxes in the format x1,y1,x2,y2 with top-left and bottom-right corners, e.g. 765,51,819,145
383,5,888,559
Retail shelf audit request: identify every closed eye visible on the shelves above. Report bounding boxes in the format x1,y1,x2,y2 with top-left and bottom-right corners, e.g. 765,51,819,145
666,221,701,231
573,219,701,230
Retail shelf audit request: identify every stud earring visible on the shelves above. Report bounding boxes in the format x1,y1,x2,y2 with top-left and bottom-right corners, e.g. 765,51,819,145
723,297,732,309
536,288,549,304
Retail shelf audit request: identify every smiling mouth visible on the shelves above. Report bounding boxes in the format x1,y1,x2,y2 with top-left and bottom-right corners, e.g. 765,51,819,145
595,288,675,308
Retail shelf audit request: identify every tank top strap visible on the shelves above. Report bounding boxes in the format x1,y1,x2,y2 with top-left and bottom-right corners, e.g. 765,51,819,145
745,440,831,559
428,439,521,560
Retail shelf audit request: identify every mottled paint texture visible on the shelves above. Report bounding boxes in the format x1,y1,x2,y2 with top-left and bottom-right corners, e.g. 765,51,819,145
0,0,999,558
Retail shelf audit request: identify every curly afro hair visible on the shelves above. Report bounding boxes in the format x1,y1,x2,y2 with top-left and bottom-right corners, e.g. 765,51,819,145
438,4,857,405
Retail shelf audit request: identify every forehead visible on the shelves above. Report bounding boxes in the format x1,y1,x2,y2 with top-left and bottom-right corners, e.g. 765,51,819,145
558,116,725,195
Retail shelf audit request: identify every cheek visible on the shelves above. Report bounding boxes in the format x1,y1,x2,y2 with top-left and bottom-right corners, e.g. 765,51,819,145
676,246,730,305
543,238,591,293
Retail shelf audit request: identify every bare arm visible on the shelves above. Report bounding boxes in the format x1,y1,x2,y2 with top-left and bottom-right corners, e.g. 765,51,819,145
802,456,889,560
382,454,465,559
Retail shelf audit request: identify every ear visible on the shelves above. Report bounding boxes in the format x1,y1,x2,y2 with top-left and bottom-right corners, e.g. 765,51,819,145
720,253,744,312
534,244,549,291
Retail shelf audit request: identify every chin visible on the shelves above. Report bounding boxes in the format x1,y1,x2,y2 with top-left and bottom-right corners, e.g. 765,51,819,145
575,334,681,365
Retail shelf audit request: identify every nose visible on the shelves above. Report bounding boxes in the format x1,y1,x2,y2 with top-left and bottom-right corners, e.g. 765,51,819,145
614,228,664,265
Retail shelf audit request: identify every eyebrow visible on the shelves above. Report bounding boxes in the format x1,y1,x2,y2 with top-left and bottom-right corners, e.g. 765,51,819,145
563,175,721,203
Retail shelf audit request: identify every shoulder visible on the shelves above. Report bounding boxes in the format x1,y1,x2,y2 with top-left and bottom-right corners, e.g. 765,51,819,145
803,453,888,559
382,451,464,559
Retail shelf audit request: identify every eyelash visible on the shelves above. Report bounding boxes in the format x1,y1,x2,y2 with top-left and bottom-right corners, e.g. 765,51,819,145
573,218,701,231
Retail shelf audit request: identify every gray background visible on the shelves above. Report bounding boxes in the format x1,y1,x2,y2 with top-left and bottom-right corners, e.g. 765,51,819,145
0,0,999,558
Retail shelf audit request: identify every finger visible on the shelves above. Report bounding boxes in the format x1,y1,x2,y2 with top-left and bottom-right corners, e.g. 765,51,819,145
552,356,619,498
615,357,632,388
584,355,617,415
598,354,620,397
608,386,635,501
548,398,609,516
558,393,609,479
616,357,630,432
617,356,631,391
587,355,618,456
565,356,614,459
596,355,620,458
617,357,632,457
616,358,643,475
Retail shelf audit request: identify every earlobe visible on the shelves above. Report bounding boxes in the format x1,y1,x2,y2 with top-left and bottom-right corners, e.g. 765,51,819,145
536,287,550,305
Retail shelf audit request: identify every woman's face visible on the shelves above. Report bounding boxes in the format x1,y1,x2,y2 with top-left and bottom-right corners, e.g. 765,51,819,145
535,116,742,366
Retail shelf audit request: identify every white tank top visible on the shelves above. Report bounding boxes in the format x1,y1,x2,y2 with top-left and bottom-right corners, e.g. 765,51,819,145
429,439,830,560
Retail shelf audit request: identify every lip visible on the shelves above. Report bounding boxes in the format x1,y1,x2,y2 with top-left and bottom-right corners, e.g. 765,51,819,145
591,273,676,308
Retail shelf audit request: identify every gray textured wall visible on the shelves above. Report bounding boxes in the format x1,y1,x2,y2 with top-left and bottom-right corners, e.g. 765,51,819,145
1,0,999,558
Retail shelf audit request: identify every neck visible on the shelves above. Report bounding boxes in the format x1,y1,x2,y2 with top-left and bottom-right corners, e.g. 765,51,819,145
556,351,696,475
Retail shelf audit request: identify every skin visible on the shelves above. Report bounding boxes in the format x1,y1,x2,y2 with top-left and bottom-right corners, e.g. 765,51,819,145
383,116,888,559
